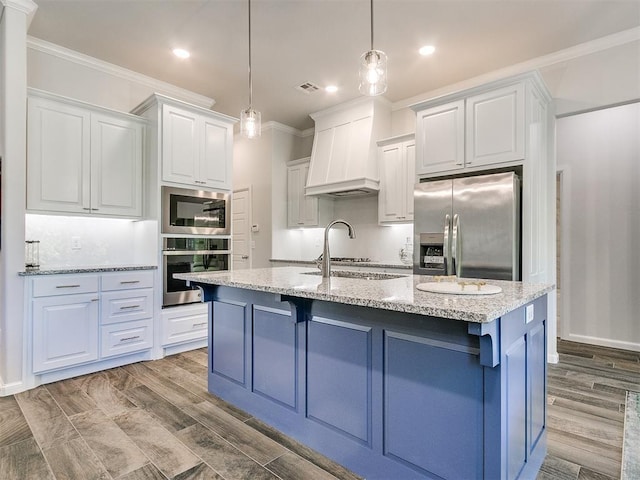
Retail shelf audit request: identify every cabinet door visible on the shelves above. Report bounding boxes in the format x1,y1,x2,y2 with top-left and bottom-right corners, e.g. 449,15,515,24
415,100,464,175
162,104,199,185
287,163,319,228
27,96,91,213
200,117,232,190
33,293,99,373
91,113,143,217
378,143,405,222
404,142,416,220
466,83,524,167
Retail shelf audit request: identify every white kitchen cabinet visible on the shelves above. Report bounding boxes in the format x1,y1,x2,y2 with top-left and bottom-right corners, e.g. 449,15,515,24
413,77,527,176
133,94,235,191
30,270,155,374
32,275,100,373
415,101,464,175
378,134,415,224
27,89,145,217
465,83,524,168
160,302,209,346
287,157,333,228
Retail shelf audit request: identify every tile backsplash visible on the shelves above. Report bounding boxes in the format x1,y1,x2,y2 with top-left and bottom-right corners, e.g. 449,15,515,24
25,214,158,268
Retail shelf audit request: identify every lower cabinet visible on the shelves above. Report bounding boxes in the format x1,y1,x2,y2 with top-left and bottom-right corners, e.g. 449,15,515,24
160,302,209,347
31,270,154,374
33,292,100,373
205,286,548,480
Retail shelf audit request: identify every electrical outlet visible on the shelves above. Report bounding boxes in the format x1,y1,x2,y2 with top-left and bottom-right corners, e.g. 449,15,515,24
526,304,534,323
71,236,81,250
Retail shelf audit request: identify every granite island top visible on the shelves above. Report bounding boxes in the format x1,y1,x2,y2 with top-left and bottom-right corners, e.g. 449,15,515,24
18,265,157,276
176,266,554,323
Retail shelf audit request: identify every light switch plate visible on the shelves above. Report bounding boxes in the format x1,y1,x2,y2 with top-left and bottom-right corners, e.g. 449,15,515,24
526,304,535,323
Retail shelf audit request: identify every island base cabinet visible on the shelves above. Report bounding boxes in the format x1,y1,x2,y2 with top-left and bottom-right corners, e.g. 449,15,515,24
205,286,548,480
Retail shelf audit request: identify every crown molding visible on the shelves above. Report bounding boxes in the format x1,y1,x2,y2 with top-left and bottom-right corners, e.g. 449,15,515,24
1,0,37,26
27,36,216,109
263,121,309,137
393,26,640,111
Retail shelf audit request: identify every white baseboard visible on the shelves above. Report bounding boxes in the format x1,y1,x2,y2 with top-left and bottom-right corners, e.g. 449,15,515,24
564,333,640,353
547,352,560,364
0,380,26,397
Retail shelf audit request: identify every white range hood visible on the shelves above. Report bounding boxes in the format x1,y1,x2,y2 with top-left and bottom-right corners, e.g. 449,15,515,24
306,97,391,197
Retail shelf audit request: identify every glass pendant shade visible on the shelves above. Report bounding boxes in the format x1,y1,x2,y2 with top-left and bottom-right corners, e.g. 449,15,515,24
359,49,387,96
241,107,261,139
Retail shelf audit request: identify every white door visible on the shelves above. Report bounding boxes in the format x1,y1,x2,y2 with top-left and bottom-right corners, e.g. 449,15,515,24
232,188,251,270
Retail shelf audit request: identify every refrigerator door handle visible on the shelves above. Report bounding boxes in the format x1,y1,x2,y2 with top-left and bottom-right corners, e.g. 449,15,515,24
452,214,460,277
443,214,451,275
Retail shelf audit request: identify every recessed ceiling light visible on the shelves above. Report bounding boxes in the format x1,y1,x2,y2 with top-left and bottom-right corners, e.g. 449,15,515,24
325,85,338,93
419,45,436,56
172,48,190,59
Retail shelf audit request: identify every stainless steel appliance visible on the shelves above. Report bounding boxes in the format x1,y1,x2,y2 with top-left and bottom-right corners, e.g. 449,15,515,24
162,186,230,235
413,171,520,280
162,237,230,306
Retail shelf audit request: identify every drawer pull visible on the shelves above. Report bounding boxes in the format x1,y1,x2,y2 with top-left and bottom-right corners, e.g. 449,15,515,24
119,305,141,310
120,280,140,284
56,284,81,289
119,335,141,343
192,322,207,328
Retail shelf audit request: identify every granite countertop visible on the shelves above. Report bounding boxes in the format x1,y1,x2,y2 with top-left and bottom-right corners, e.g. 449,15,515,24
176,266,554,323
18,265,157,276
269,258,412,270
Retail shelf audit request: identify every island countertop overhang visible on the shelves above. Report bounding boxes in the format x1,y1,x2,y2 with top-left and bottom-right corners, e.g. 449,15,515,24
175,266,554,323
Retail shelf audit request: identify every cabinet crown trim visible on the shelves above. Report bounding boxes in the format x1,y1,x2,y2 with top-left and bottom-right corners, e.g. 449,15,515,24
410,71,551,112
131,92,238,123
377,133,415,146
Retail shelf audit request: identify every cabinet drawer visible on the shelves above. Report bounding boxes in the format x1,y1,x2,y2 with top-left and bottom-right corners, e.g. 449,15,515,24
101,271,154,291
101,289,154,325
101,319,152,358
161,304,209,346
33,275,99,297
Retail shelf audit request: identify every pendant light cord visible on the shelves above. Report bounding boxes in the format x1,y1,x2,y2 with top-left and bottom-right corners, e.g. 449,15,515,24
248,0,253,108
370,0,374,50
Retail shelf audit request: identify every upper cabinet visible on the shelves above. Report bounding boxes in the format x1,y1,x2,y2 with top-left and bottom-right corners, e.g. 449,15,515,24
133,94,236,191
27,89,145,217
378,134,415,224
412,75,531,177
287,157,333,228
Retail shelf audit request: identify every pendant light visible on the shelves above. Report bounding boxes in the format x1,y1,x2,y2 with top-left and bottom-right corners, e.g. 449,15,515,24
358,0,387,96
241,0,261,138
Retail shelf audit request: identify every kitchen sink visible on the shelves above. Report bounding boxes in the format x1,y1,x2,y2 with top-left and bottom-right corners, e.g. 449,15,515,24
302,270,407,280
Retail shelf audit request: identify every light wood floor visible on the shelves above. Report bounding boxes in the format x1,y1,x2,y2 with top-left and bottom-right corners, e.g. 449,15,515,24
0,340,638,480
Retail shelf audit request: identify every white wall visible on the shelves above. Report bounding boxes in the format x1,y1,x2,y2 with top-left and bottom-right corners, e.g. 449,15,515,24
557,102,640,351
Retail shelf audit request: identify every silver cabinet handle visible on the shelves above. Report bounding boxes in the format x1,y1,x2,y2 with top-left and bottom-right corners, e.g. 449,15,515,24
194,180,206,185
119,335,141,342
241,255,249,259
119,280,140,284
82,207,91,211
192,322,207,328
56,284,80,289
119,305,140,310
443,214,451,275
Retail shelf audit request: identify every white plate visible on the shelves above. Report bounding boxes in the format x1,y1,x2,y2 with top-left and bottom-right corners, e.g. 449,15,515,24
416,281,502,295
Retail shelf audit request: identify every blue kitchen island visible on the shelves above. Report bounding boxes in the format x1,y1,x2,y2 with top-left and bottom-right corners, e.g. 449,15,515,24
176,267,554,480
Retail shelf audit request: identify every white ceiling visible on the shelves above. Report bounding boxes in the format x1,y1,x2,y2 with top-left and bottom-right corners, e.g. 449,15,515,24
27,0,640,130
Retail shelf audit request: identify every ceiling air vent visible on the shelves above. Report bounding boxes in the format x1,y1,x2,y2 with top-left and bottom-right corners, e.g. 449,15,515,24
295,82,321,94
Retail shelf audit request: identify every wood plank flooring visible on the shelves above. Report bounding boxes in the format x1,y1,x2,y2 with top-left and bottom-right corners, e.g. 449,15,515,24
0,340,637,480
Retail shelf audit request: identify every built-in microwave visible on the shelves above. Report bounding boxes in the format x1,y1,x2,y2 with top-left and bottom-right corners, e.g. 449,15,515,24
161,186,230,235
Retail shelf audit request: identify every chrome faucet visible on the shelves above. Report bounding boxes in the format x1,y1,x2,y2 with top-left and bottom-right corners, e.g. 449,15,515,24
321,220,356,278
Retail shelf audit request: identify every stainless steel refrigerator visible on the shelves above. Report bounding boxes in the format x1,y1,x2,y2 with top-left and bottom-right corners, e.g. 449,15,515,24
413,171,521,280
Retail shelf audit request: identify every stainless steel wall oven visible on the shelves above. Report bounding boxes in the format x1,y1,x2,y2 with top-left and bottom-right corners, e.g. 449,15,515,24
162,186,230,235
162,237,230,307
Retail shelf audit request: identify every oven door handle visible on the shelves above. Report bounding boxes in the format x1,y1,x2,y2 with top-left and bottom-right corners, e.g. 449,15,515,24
162,250,232,256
